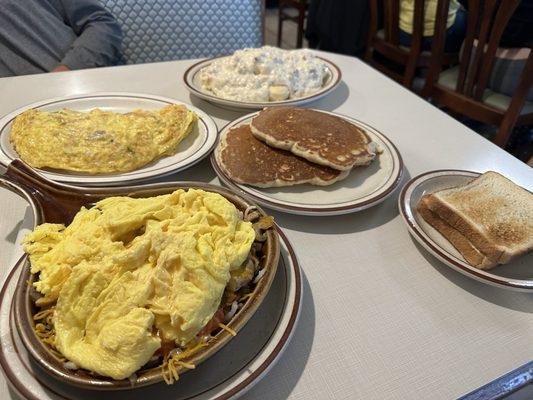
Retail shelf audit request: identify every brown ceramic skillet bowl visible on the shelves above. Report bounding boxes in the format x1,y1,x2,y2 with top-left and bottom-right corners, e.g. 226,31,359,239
1,160,280,390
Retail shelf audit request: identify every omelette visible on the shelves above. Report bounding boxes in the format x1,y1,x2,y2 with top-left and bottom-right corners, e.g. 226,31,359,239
10,104,196,174
23,189,256,380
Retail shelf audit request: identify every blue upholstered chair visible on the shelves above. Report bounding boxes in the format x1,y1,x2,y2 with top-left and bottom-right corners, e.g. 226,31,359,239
101,0,264,64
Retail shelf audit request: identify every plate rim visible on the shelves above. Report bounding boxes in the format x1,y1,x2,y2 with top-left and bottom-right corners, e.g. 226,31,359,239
183,54,342,109
0,228,302,400
210,110,404,216
398,168,533,292
0,92,219,186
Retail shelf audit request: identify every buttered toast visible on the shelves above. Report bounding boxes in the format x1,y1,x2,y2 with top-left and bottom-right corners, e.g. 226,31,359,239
418,171,533,268
416,197,496,269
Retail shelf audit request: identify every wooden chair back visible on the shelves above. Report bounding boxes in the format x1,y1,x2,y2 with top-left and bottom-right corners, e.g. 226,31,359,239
278,0,308,49
422,0,533,148
365,0,454,88
424,0,521,100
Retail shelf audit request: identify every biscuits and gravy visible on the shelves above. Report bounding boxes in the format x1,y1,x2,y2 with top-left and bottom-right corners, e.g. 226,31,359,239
197,46,328,102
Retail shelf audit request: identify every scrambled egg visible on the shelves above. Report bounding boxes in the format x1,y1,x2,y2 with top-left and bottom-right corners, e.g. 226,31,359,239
10,105,196,174
23,189,255,380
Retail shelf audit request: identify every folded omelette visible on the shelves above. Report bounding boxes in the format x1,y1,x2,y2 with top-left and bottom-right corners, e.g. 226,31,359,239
10,104,196,174
23,189,255,380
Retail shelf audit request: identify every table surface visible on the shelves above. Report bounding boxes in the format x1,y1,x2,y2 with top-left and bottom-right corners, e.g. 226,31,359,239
0,51,531,400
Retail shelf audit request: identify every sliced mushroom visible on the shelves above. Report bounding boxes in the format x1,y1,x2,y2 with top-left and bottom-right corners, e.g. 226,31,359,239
227,257,256,292
253,216,274,242
244,206,260,223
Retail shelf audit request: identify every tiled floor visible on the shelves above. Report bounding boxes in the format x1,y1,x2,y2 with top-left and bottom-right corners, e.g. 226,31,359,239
264,8,308,49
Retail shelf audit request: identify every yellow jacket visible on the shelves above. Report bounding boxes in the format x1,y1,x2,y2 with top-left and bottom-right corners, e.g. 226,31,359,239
399,0,460,36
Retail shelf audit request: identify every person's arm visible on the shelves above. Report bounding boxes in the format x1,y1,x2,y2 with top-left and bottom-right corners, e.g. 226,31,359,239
55,0,123,71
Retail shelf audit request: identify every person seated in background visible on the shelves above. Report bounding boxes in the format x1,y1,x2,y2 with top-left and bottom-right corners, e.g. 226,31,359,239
399,0,467,53
306,0,370,56
0,0,123,78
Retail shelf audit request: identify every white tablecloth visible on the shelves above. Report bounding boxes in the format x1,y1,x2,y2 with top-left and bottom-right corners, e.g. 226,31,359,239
0,51,531,400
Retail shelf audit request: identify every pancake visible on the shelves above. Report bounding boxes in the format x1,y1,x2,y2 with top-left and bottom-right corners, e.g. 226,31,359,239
250,107,377,171
216,125,349,188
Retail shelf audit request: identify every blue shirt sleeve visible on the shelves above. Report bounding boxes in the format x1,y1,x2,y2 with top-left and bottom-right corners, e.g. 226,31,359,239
57,0,123,70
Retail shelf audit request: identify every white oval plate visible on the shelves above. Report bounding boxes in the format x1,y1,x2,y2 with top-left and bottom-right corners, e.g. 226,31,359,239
0,93,218,186
398,169,533,292
183,55,342,110
211,111,403,216
0,228,302,400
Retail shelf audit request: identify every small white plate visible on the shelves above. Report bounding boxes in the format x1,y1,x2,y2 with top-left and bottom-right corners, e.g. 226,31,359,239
398,169,533,292
211,111,403,216
0,228,302,400
183,55,342,110
0,93,218,186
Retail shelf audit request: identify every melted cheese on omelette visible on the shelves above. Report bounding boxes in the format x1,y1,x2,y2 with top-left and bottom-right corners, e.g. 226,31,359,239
10,104,196,174
23,189,255,380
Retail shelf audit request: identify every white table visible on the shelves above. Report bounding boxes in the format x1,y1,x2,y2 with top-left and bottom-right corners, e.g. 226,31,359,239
0,52,531,400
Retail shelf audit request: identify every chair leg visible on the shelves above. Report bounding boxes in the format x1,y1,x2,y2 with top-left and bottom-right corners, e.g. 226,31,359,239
277,7,284,47
296,7,305,48
494,118,517,148
364,46,373,63
403,59,417,89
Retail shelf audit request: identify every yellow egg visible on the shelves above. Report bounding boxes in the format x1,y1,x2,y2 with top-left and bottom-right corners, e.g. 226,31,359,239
10,105,196,174
23,189,256,380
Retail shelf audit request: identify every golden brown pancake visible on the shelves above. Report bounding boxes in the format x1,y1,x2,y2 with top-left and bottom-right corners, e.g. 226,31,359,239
250,107,376,171
216,125,349,188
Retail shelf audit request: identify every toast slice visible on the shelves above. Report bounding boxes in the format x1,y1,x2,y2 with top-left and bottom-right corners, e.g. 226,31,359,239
250,107,377,171
416,197,496,269
423,171,533,265
216,125,350,188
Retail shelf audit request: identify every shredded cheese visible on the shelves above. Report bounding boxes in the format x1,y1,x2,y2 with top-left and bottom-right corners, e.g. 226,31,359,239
239,292,254,302
161,341,209,385
33,308,54,322
218,323,237,337
33,307,64,360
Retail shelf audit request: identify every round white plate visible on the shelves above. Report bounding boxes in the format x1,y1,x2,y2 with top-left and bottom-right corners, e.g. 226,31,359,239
0,93,218,186
183,55,342,110
211,111,403,216
0,228,302,400
398,169,533,292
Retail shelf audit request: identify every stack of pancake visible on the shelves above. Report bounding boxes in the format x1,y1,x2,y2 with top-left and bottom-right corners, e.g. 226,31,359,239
216,107,378,188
